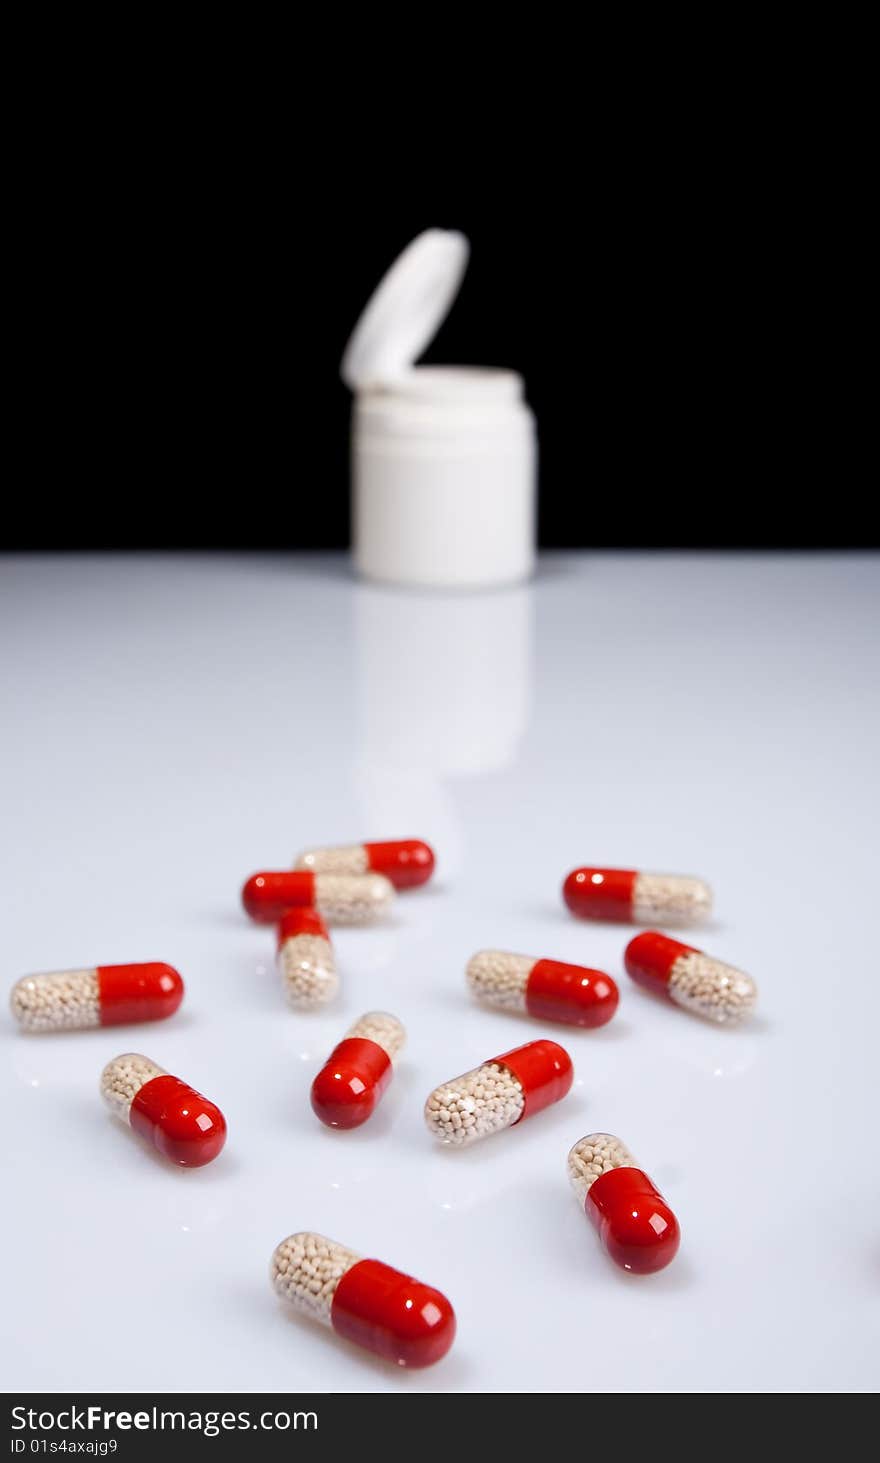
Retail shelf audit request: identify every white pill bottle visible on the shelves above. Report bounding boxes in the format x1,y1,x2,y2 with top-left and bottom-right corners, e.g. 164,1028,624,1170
342,229,537,590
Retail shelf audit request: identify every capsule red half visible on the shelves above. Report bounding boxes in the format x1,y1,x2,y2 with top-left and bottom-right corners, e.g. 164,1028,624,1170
563,868,638,921
311,1013,405,1129
331,1259,456,1367
131,1075,227,1166
527,960,618,1026
311,1040,391,1129
586,1168,680,1274
365,840,434,889
466,949,618,1028
276,907,330,945
243,871,316,923
97,963,184,1026
499,1039,574,1119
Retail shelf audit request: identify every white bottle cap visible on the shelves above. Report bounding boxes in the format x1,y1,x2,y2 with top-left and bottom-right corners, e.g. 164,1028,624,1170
340,229,470,390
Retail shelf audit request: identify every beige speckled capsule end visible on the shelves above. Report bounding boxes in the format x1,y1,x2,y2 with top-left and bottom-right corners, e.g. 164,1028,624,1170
347,1011,406,1061
278,934,338,1010
631,874,713,925
10,969,101,1032
567,1133,638,1205
314,873,394,925
271,1232,360,1327
466,951,533,1012
424,1062,525,1146
668,951,757,1024
100,1053,165,1119
294,845,370,876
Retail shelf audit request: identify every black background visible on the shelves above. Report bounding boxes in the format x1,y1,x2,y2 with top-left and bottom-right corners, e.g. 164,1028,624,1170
6,165,868,551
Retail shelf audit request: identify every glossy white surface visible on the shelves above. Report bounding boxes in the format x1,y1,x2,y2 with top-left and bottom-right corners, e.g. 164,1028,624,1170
1,551,877,1394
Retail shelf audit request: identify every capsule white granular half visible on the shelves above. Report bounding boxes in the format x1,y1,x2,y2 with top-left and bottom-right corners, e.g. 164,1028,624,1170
276,907,337,1009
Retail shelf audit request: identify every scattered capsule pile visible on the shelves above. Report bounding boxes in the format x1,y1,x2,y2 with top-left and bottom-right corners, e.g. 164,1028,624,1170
9,840,759,1370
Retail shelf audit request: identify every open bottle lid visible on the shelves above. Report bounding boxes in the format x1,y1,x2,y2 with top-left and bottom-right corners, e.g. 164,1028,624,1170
340,229,470,390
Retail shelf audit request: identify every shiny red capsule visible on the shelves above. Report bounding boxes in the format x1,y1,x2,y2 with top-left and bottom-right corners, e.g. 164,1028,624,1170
295,839,435,890
276,907,337,1009
563,867,712,924
10,962,184,1032
466,949,618,1028
311,1012,405,1129
425,1039,574,1144
568,1134,680,1274
625,930,758,1024
241,869,394,925
272,1232,456,1368
101,1053,227,1167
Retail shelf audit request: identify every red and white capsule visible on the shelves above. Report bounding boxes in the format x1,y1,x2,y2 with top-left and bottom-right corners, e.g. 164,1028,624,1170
276,908,337,1009
466,949,618,1028
271,1232,455,1368
568,1133,680,1274
294,839,435,890
10,962,184,1033
424,1039,573,1145
311,1012,405,1129
563,867,712,924
625,930,757,1024
100,1053,227,1167
242,869,394,925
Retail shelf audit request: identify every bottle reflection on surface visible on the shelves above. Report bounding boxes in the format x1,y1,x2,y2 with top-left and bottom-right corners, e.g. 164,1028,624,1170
353,582,533,879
